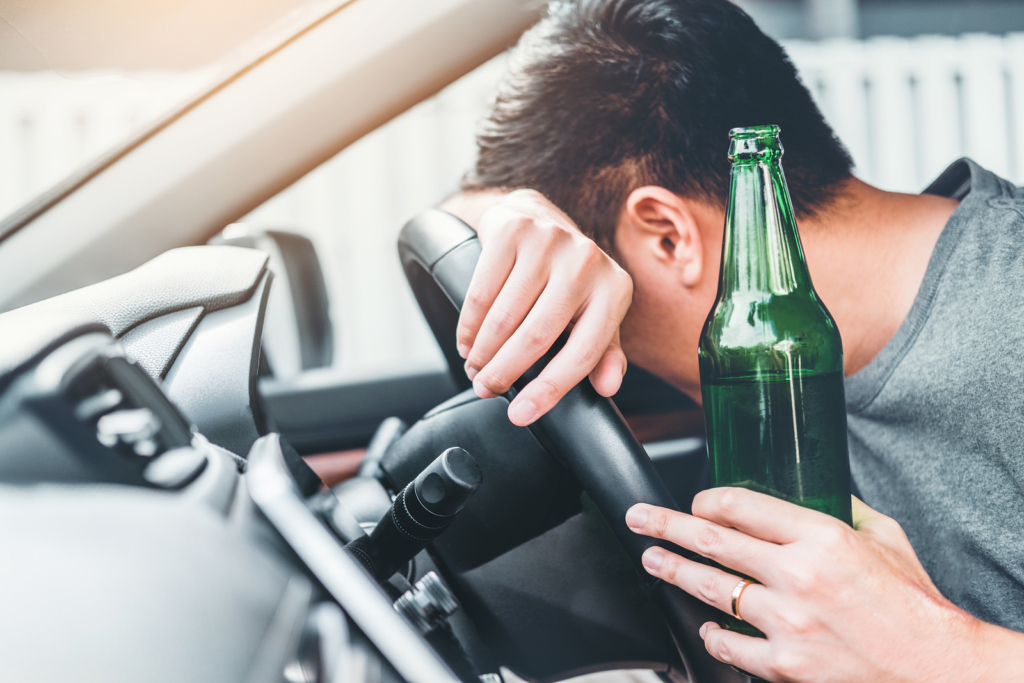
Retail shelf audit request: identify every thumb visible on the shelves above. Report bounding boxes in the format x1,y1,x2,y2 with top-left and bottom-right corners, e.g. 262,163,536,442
588,330,627,397
851,495,886,531
852,497,940,590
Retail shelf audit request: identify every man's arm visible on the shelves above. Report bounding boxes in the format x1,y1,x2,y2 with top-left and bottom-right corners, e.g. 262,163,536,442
438,189,633,426
625,492,1024,682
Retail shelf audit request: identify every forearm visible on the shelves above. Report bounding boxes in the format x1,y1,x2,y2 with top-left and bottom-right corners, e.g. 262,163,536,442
966,621,1024,681
437,189,508,230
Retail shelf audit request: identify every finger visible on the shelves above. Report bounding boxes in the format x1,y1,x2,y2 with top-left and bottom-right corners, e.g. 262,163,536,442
471,279,580,399
588,329,627,397
692,486,837,545
700,622,774,680
464,260,549,385
640,546,772,627
627,504,777,579
456,234,518,359
504,292,625,426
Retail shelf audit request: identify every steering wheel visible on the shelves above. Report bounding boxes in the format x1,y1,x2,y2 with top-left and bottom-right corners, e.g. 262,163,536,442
398,209,743,683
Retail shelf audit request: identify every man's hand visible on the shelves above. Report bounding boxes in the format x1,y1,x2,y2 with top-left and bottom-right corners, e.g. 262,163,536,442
625,490,1023,682
455,189,632,426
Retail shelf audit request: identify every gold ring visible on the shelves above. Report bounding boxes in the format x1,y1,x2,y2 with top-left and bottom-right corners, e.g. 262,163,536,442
730,579,752,622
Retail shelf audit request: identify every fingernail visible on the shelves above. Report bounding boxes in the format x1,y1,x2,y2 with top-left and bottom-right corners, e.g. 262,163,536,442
625,505,648,530
457,343,471,359
642,547,663,571
699,623,708,639
465,364,479,381
473,379,496,399
508,398,538,425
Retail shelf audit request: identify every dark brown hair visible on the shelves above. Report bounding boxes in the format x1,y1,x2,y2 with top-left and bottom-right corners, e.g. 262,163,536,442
464,0,853,248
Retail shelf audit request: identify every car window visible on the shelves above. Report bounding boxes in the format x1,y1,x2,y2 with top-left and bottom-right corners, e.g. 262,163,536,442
0,0,353,222
232,55,508,382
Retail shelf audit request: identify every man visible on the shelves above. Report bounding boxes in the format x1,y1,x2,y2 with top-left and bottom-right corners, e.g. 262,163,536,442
439,0,1024,680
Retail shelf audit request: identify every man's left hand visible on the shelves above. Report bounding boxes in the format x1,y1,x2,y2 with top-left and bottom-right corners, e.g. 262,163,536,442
625,489,1001,683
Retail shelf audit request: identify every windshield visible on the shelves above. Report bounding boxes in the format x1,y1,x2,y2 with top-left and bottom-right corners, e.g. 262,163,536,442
0,0,347,223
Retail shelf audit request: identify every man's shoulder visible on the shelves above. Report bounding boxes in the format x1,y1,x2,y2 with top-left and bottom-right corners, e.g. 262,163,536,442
927,158,1024,207
927,159,1024,239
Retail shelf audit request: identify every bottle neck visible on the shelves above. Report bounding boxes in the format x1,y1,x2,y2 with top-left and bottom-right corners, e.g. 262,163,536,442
719,158,813,297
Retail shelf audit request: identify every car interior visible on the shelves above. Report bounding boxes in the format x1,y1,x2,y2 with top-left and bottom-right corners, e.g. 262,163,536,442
0,1,732,682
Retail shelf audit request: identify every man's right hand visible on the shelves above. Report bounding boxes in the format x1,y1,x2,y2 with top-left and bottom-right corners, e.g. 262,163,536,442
451,189,633,427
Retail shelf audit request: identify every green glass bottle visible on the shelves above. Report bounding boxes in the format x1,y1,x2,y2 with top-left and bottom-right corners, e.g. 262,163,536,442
698,125,853,636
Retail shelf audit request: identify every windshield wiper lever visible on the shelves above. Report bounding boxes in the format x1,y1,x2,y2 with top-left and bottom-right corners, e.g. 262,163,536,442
345,447,481,582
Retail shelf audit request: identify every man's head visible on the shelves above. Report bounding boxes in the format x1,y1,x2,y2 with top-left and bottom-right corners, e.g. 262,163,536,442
464,0,853,393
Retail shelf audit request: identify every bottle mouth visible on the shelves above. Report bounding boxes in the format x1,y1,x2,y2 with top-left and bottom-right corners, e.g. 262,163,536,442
728,125,783,162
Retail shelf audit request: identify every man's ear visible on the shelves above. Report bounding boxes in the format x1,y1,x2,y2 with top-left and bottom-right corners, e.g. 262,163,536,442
619,186,704,287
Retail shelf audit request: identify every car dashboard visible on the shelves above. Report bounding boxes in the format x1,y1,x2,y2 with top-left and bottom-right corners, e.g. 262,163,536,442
0,240,718,683
0,314,459,683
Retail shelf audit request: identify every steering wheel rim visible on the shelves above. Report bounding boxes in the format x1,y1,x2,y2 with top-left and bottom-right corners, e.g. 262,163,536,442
399,209,743,683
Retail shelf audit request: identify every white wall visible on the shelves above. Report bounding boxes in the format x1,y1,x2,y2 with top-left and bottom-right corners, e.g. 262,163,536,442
3,34,1024,380
788,33,1024,191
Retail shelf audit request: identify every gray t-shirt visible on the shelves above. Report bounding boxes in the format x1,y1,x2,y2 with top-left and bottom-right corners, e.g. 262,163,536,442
846,158,1024,631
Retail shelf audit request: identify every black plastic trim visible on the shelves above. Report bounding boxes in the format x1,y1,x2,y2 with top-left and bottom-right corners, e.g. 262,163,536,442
260,370,459,453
